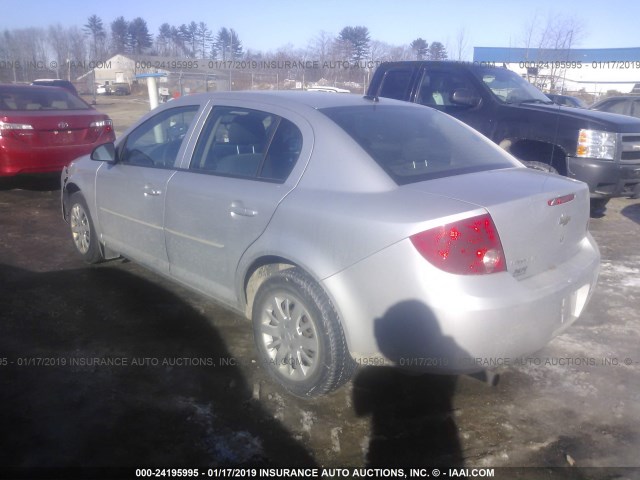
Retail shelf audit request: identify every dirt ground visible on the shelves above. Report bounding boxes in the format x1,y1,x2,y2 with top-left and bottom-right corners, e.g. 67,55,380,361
86,94,151,136
0,97,639,479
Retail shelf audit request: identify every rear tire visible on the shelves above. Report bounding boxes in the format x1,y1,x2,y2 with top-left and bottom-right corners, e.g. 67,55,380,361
68,192,103,264
252,267,356,398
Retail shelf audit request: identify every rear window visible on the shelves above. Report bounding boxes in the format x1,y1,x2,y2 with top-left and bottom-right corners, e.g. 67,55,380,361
0,87,91,111
320,104,517,185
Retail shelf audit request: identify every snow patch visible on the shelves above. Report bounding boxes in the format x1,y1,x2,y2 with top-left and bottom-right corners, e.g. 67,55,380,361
301,410,316,433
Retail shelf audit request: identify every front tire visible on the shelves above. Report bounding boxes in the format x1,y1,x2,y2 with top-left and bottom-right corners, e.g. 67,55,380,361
252,267,356,398
68,192,103,264
590,198,609,218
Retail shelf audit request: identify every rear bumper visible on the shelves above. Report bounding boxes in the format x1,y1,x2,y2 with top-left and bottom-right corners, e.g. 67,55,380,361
323,234,600,373
0,144,90,177
567,156,640,198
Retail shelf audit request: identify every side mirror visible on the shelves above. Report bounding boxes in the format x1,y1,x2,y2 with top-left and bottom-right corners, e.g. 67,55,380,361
91,142,117,163
450,88,481,108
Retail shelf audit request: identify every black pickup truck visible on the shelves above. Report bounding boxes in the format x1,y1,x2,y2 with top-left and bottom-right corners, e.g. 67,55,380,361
367,61,640,213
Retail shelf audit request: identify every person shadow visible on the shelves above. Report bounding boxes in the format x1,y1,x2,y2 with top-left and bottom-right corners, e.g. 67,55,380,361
352,300,471,468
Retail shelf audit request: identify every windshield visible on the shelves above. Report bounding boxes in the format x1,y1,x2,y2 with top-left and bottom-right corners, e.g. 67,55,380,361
320,104,519,185
471,67,552,105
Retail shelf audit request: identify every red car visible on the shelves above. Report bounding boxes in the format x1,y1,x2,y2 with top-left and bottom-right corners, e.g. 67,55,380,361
0,84,115,177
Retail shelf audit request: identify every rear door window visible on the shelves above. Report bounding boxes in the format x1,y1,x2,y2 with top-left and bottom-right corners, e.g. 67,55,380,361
190,106,302,182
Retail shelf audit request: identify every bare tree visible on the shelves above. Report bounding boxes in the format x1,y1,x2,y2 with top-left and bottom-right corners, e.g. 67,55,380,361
3,28,49,82
48,24,70,78
68,26,87,73
1,30,21,82
388,44,414,61
369,40,394,63
46,25,88,80
521,12,584,92
307,31,334,81
453,27,469,61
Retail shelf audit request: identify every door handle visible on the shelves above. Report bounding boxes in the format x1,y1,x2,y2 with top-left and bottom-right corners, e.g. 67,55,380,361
229,201,257,217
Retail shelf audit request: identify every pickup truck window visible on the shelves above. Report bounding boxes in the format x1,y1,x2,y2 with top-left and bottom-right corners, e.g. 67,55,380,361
321,104,517,185
470,66,552,105
378,68,414,100
416,70,480,111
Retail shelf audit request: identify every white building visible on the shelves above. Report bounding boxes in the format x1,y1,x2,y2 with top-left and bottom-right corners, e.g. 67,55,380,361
77,54,229,95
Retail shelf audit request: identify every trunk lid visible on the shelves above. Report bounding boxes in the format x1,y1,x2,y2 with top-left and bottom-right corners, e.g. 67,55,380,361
1,110,111,147
406,167,591,279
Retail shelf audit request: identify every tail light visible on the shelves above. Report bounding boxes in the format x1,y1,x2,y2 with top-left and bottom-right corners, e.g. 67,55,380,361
410,213,506,275
87,119,113,142
89,119,113,133
0,121,34,139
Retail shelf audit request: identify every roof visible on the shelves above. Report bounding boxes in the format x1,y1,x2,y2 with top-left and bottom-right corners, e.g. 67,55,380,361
474,47,640,63
1,83,64,91
169,90,418,110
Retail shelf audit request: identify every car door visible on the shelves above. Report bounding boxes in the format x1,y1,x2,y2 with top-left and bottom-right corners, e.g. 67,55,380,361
95,105,200,273
164,104,311,305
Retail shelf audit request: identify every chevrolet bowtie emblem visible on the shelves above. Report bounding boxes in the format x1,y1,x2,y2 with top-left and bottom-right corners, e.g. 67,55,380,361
558,214,571,226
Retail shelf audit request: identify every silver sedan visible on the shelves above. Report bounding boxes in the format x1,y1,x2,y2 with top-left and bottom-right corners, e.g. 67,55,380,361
61,91,600,397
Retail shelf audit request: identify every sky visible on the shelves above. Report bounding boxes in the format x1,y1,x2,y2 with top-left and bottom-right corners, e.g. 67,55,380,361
1,0,639,58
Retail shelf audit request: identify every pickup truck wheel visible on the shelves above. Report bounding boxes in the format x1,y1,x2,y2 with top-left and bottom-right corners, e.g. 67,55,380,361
252,267,356,398
522,161,559,174
69,193,103,264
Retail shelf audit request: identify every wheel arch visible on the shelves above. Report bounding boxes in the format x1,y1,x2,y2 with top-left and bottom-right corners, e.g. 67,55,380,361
242,256,299,319
62,182,82,221
500,138,568,176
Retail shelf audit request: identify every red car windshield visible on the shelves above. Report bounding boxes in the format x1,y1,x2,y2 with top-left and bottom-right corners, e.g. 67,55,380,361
0,86,91,111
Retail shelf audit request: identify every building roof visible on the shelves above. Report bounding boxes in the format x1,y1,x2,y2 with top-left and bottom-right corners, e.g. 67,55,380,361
474,47,640,63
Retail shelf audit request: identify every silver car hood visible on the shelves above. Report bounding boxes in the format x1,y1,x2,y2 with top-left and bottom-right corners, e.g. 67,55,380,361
405,167,592,279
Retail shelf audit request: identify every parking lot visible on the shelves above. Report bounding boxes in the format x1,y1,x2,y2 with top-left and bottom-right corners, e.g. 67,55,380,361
1,96,639,478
